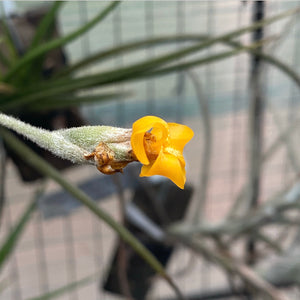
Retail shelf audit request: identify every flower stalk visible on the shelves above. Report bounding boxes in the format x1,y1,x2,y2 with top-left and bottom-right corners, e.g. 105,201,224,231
0,112,193,188
0,112,134,168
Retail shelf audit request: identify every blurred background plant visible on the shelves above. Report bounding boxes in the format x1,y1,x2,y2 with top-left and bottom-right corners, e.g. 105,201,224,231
0,1,300,300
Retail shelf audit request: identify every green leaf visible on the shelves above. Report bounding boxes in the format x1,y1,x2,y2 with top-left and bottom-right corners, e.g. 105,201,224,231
57,5,300,76
30,2,64,49
1,37,297,113
0,19,19,64
2,6,300,111
4,2,121,83
57,34,211,77
26,273,96,300
145,40,300,89
0,41,264,110
12,2,65,86
0,48,10,70
142,40,265,76
0,193,37,270
0,128,183,299
29,90,132,111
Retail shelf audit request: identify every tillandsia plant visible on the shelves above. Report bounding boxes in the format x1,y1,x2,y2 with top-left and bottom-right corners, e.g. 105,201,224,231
0,113,193,189
0,1,299,115
1,3,300,299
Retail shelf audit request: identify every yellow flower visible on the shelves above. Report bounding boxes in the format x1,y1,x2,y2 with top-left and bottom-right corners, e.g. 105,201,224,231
131,116,194,189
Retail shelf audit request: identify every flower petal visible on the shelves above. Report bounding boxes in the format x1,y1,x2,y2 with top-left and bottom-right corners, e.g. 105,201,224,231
132,116,168,134
140,151,186,189
151,123,169,142
167,123,194,152
131,116,168,165
131,131,149,164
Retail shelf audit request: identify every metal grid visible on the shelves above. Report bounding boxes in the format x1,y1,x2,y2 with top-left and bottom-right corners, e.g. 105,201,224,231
0,1,300,299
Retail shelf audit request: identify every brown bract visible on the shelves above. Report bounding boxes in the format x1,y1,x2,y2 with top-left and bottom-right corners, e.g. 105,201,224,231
84,141,136,174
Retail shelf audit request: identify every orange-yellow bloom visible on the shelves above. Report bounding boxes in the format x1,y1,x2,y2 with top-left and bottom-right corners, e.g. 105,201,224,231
131,116,194,189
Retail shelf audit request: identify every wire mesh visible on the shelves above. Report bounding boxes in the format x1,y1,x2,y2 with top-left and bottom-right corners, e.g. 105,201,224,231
0,1,300,300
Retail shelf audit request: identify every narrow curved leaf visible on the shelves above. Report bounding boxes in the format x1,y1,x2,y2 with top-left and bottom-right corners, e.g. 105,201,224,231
29,91,132,111
0,196,37,270
26,274,96,300
4,2,120,82
30,2,64,49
